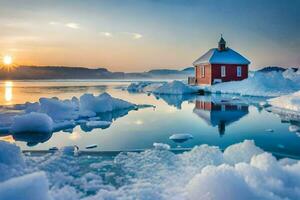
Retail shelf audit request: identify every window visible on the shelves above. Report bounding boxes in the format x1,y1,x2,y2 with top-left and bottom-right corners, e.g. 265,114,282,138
237,66,242,77
201,66,205,77
221,66,226,77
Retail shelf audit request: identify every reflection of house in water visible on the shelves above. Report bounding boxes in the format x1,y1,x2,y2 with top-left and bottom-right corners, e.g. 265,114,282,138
193,99,249,136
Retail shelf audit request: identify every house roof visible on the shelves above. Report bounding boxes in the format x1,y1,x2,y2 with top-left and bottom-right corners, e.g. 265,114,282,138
193,48,251,65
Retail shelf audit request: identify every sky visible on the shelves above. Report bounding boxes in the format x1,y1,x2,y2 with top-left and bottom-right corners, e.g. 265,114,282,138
0,0,299,72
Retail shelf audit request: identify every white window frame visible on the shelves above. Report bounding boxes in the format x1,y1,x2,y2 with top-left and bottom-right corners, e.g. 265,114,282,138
237,66,242,77
201,66,205,77
221,66,226,77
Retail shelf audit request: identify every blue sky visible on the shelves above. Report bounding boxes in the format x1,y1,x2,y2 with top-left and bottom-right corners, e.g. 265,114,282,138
0,0,299,71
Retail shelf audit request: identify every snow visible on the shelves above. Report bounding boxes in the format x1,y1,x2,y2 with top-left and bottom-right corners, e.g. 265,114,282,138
169,133,193,143
0,141,24,166
224,140,263,165
127,81,164,93
39,97,78,121
153,80,198,95
2,140,300,200
268,91,300,113
289,125,300,132
153,142,170,150
0,92,140,136
193,48,251,65
0,172,51,200
80,92,135,113
11,112,53,134
207,71,300,97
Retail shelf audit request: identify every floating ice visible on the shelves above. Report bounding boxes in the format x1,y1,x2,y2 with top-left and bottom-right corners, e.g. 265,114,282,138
39,97,78,121
154,80,198,95
11,112,53,134
268,91,300,113
80,92,135,113
224,140,263,165
0,141,25,181
153,142,170,150
169,133,193,143
2,140,300,200
61,145,79,156
289,125,300,132
0,172,51,200
207,71,300,97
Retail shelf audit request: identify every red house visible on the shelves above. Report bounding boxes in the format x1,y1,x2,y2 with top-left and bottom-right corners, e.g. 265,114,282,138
189,36,250,85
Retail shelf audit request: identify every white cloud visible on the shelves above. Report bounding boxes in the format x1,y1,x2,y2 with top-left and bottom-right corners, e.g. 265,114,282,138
100,32,112,37
123,32,143,39
65,23,80,29
132,33,143,39
49,21,59,25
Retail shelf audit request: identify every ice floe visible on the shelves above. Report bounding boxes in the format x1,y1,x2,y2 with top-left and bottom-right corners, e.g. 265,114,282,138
268,91,300,113
0,172,51,200
1,140,300,200
11,112,53,134
207,71,300,97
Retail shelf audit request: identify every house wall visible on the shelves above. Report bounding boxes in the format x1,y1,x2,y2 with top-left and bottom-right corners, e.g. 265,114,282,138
211,64,248,83
195,64,212,85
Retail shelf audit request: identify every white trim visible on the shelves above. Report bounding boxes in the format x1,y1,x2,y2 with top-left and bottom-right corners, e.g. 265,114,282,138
201,66,205,77
221,66,226,77
237,66,242,77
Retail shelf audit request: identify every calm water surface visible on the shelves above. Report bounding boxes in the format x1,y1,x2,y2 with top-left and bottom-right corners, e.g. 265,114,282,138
0,80,299,158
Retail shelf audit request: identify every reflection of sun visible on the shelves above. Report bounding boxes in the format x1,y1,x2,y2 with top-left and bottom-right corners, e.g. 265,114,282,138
4,81,13,102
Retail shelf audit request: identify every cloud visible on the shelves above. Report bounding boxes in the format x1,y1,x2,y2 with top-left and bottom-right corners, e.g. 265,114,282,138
49,21,59,25
65,23,80,29
100,32,112,37
123,32,143,39
132,33,143,39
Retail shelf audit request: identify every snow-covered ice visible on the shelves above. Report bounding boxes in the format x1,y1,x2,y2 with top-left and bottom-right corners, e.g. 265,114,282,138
169,133,193,143
268,91,300,113
153,142,171,150
1,140,300,200
0,172,51,200
206,71,300,97
0,92,143,138
11,112,53,134
154,80,198,95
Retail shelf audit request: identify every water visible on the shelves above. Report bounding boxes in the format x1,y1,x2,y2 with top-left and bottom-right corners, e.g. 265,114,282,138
0,80,300,158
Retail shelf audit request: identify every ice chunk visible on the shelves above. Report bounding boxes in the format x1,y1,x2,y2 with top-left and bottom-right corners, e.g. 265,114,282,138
11,112,53,134
224,140,263,165
39,97,78,121
169,133,193,143
153,142,170,150
61,145,79,156
268,91,300,112
0,141,24,166
80,92,135,113
0,172,51,200
186,164,255,200
208,71,300,97
289,125,300,132
154,80,198,95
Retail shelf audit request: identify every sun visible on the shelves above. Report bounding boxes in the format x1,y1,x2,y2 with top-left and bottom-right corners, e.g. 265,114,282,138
3,55,12,65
